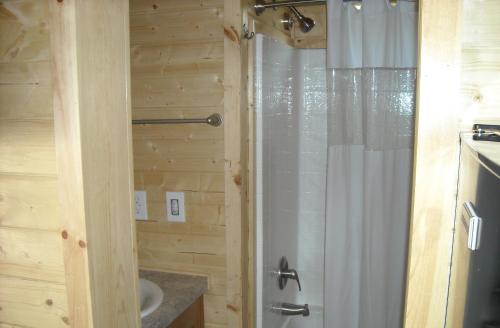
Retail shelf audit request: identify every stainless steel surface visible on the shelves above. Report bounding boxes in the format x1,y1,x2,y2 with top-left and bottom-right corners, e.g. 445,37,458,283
280,12,294,31
464,201,480,219
472,124,500,142
290,6,315,33
132,113,223,127
276,256,302,291
254,0,326,15
271,303,310,316
254,0,416,15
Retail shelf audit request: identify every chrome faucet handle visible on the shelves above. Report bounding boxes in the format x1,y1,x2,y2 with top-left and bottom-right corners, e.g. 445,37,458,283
277,256,302,291
280,268,301,291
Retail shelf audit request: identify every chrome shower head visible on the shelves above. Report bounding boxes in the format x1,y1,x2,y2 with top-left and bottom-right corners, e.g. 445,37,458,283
290,6,315,33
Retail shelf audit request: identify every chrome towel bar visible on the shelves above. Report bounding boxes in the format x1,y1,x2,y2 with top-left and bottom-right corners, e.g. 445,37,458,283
132,113,223,127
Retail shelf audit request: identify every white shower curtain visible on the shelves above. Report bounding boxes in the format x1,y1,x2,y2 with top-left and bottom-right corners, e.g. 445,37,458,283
324,1,418,327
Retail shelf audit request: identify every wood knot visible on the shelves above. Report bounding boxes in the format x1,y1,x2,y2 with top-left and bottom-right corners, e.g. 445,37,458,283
57,0,63,3
233,174,242,186
472,93,483,103
224,25,240,43
152,4,158,9
61,230,68,239
46,299,53,306
78,240,86,248
226,303,239,312
61,316,70,325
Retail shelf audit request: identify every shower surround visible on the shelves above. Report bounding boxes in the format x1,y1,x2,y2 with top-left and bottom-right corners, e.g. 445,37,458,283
254,3,416,324
255,34,327,328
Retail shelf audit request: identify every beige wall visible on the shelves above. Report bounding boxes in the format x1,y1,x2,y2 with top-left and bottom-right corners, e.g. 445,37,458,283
129,1,226,327
0,1,68,327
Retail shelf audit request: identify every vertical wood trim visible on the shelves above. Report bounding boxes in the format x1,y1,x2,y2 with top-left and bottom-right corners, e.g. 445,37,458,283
404,1,463,327
224,1,248,327
49,1,93,325
49,1,140,327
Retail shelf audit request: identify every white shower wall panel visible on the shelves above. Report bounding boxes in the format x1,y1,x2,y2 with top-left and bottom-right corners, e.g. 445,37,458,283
255,34,327,328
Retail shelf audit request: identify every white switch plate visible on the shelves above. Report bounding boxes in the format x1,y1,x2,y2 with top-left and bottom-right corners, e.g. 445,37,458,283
134,190,148,221
166,192,185,222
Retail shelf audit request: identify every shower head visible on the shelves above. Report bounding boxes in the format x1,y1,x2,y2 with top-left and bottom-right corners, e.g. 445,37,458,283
289,6,315,33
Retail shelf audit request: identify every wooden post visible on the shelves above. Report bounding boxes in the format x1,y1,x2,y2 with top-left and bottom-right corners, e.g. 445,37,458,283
224,1,248,327
404,0,462,327
49,0,140,327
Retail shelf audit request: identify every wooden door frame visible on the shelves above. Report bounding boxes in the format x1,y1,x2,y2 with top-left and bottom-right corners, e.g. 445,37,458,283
242,1,465,328
49,1,140,327
404,1,463,327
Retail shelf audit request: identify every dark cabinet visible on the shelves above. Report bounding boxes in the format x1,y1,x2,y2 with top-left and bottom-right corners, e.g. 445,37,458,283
167,296,204,328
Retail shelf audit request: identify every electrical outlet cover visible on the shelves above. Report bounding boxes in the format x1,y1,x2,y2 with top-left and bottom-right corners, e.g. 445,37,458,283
166,192,185,222
135,190,148,220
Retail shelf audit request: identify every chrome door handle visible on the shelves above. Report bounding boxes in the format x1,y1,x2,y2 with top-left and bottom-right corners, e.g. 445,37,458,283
276,256,302,291
463,201,483,251
271,303,310,316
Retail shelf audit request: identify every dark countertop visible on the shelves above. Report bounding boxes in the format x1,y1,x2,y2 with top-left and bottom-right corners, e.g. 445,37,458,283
140,270,207,328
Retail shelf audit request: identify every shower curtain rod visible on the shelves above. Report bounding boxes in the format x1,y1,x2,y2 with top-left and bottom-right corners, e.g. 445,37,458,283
254,0,416,15
255,0,325,14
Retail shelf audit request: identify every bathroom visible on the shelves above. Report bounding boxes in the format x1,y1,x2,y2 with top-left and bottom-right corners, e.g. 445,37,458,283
1,0,500,327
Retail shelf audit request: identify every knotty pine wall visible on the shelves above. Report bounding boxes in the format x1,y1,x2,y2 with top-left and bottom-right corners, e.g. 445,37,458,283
459,0,500,128
129,1,226,327
0,1,68,327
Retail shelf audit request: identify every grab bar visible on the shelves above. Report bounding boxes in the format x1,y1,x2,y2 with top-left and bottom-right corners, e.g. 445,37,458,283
132,113,223,127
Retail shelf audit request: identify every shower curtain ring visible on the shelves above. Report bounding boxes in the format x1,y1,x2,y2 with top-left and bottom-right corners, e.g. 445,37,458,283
243,24,255,39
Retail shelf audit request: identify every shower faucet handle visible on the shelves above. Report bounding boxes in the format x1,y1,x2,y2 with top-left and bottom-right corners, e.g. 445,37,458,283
277,256,302,291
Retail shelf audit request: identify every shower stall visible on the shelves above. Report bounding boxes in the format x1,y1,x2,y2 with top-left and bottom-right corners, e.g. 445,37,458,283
253,1,418,327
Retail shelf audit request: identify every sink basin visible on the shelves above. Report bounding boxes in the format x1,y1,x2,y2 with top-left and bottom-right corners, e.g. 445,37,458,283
139,278,164,318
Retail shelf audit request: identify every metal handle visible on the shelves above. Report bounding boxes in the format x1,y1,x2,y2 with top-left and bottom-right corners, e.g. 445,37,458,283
280,269,301,291
132,113,223,127
271,303,310,316
463,201,483,251
277,256,302,291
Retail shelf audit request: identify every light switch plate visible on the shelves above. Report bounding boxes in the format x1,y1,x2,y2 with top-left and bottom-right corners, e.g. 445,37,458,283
166,192,185,222
134,190,148,221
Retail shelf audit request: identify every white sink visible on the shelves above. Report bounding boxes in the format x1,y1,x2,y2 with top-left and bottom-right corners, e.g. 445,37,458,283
139,278,164,318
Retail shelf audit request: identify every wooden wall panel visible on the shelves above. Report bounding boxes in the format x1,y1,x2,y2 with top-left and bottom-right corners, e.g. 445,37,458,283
0,227,65,283
0,175,59,230
129,0,227,327
0,1,68,327
459,0,500,129
0,276,68,328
